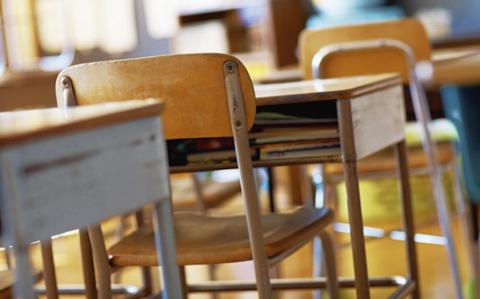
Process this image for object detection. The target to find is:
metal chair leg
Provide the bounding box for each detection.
[342,161,370,299]
[191,173,219,299]
[313,167,336,299]
[319,231,340,299]
[395,141,420,299]
[410,79,464,299]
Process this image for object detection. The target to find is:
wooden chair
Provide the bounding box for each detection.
[300,18,467,299]
[55,53,340,298]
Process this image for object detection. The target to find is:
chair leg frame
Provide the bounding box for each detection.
[395,141,421,299]
[318,231,340,299]
[186,276,411,295]
[224,60,272,299]
[191,173,219,299]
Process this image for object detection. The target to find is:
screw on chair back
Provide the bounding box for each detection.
[56,53,276,298]
[56,53,256,140]
[299,18,431,82]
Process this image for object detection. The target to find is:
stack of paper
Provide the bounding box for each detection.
[251,112,341,160]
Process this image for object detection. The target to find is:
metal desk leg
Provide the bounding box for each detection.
[342,161,371,299]
[338,100,370,299]
[153,199,185,299]
[395,141,420,299]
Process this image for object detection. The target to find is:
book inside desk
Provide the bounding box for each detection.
[168,100,340,172]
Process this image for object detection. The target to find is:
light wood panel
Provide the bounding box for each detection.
[56,53,256,140]
[432,49,480,86]
[3,115,169,245]
[349,85,406,160]
[299,18,431,81]
[0,100,163,147]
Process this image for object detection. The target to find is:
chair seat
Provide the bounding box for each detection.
[324,142,454,176]
[405,119,458,146]
[172,179,241,211]
[108,206,333,267]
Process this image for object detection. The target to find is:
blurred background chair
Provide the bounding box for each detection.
[300,18,469,299]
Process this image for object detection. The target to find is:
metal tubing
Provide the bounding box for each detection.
[187,276,407,293]
[319,231,340,299]
[410,70,463,299]
[338,100,370,299]
[35,284,140,295]
[387,280,416,299]
[395,141,420,299]
[224,60,272,299]
[152,199,185,299]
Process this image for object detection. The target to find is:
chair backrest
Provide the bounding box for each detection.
[299,18,432,82]
[56,53,265,298]
[55,53,257,140]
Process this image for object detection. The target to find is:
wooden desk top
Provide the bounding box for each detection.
[255,73,401,106]
[432,47,480,86]
[432,34,480,50]
[0,99,163,148]
[256,47,480,87]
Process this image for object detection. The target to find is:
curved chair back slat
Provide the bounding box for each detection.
[56,53,256,139]
[299,18,431,82]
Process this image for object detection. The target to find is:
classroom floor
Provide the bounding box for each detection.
[8,188,473,299]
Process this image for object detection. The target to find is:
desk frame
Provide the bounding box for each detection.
[0,106,184,299]
[170,71,419,299]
